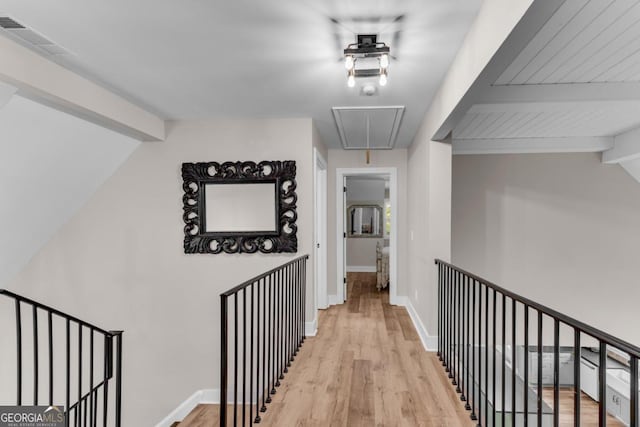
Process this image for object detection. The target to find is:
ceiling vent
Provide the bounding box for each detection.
[0,15,72,56]
[332,106,404,150]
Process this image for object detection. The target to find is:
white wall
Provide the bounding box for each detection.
[452,152,640,346]
[405,0,534,343]
[0,95,139,288]
[6,118,317,425]
[327,149,408,298]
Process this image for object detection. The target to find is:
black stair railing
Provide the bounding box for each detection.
[0,289,123,427]
[436,259,640,427]
[220,255,308,426]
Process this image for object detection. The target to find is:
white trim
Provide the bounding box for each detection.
[395,297,438,352]
[336,167,398,305]
[453,137,613,155]
[327,294,340,306]
[346,265,377,273]
[305,318,318,337]
[154,389,218,427]
[313,148,328,310]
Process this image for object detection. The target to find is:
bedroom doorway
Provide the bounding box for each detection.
[336,167,398,305]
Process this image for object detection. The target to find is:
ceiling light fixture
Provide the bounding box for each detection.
[344,34,390,88]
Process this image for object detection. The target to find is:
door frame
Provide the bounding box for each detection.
[335,167,399,305]
[313,148,328,310]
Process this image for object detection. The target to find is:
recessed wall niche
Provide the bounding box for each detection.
[181,160,297,254]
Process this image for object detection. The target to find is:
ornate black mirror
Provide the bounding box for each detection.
[182,161,297,254]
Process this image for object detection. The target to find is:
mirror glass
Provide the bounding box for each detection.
[348,205,383,237]
[205,183,277,232]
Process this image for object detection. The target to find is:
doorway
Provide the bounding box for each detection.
[336,167,398,306]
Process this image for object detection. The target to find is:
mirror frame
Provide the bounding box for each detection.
[347,204,384,238]
[182,160,297,254]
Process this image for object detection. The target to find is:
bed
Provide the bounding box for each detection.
[376,242,389,290]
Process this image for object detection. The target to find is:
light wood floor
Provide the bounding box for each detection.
[541,388,624,427]
[179,272,474,426]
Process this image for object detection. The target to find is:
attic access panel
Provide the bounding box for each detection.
[332,106,405,150]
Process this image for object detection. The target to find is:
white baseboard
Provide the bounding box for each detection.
[305,317,317,336]
[155,389,218,427]
[328,294,341,306]
[395,296,438,352]
[346,265,377,273]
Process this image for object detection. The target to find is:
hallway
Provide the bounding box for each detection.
[180,273,473,426]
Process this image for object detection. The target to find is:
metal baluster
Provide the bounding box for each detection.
[234,294,238,427]
[49,311,53,406]
[438,263,442,360]
[243,288,247,427]
[220,295,228,426]
[250,283,254,426]
[277,267,283,385]
[270,270,277,396]
[598,343,607,427]
[492,289,497,427]
[630,356,638,427]
[574,330,580,427]
[537,312,543,427]
[524,306,529,427]
[484,285,489,427]
[78,324,83,425]
[262,274,270,411]
[279,265,285,382]
[477,281,482,427]
[255,279,262,424]
[443,265,448,368]
[448,267,453,376]
[103,334,111,427]
[471,278,477,422]
[553,319,560,427]
[512,300,517,426]
[33,306,39,405]
[302,258,307,341]
[457,271,462,393]
[453,270,458,387]
[15,300,22,405]
[463,274,469,406]
[89,330,94,427]
[286,264,292,369]
[502,294,506,426]
[66,319,71,427]
[114,332,123,427]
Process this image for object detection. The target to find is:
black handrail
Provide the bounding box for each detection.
[220,255,308,426]
[436,259,640,427]
[0,289,123,427]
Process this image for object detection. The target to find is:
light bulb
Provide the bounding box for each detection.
[347,73,355,88]
[345,55,354,70]
[379,72,387,86]
[380,53,389,69]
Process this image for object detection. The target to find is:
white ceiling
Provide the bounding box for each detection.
[0,0,481,148]
[448,0,640,165]
[0,94,139,287]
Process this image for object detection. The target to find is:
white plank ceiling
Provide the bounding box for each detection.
[451,0,640,183]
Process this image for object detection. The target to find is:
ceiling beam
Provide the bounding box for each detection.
[483,83,640,104]
[0,34,165,142]
[0,81,17,109]
[431,0,566,141]
[602,126,640,164]
[453,137,614,155]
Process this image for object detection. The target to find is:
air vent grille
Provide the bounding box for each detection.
[0,16,24,29]
[0,15,71,56]
[332,106,405,150]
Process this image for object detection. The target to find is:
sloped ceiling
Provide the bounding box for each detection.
[0,95,139,287]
